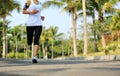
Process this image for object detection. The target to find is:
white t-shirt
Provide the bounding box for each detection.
[27,0,42,26]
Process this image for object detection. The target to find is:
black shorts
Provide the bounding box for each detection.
[26,26,42,45]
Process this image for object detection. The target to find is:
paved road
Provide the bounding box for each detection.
[0,59,120,76]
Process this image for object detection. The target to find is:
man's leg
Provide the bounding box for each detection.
[32,26,42,63]
[33,45,39,57]
[33,26,42,56]
[26,26,34,59]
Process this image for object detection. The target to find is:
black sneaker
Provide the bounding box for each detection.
[32,56,38,63]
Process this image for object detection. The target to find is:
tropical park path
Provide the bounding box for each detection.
[0,58,120,76]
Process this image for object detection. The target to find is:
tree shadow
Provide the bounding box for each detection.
[0,68,70,76]
[88,67,120,71]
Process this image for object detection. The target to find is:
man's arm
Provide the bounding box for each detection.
[22,2,39,14]
[23,9,39,14]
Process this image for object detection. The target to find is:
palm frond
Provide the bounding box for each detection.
[42,1,64,9]
[0,0,20,18]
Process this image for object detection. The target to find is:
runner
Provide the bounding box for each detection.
[23,0,44,63]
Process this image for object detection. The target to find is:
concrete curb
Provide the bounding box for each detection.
[63,55,120,61]
[115,55,120,60]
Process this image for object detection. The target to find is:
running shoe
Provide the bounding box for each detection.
[32,56,38,63]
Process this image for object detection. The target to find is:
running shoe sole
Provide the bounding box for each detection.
[32,59,38,63]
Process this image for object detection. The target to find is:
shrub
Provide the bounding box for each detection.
[7,52,25,59]
[7,52,15,58]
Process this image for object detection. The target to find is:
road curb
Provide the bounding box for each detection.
[64,55,120,61]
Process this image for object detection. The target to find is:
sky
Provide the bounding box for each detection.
[6,0,82,37]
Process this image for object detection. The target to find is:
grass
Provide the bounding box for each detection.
[87,50,120,56]
[77,49,120,57]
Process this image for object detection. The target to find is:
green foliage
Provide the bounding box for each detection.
[0,0,20,58]
[17,53,25,58]
[0,0,20,17]
[88,44,95,53]
[77,40,84,54]
[7,52,25,58]
[39,51,43,58]
[7,52,15,58]
[105,42,117,51]
[43,0,82,13]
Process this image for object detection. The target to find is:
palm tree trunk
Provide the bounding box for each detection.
[26,45,30,59]
[42,42,46,59]
[31,43,34,58]
[24,44,26,59]
[15,36,18,59]
[98,11,106,49]
[101,33,106,49]
[62,45,64,57]
[117,30,120,47]
[71,11,77,57]
[92,9,98,52]
[51,42,54,59]
[93,31,98,52]
[45,46,48,59]
[82,0,88,55]
[2,17,7,58]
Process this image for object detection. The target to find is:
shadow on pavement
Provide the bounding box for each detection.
[0,73,24,76]
[89,67,120,71]
[0,58,118,66]
[0,68,70,76]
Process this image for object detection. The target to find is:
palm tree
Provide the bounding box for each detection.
[85,0,99,52]
[48,26,63,59]
[41,27,49,59]
[109,10,120,45]
[93,0,118,49]
[43,0,82,56]
[8,25,23,59]
[0,0,20,58]
[67,31,74,56]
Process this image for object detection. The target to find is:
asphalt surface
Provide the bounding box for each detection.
[0,58,120,76]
